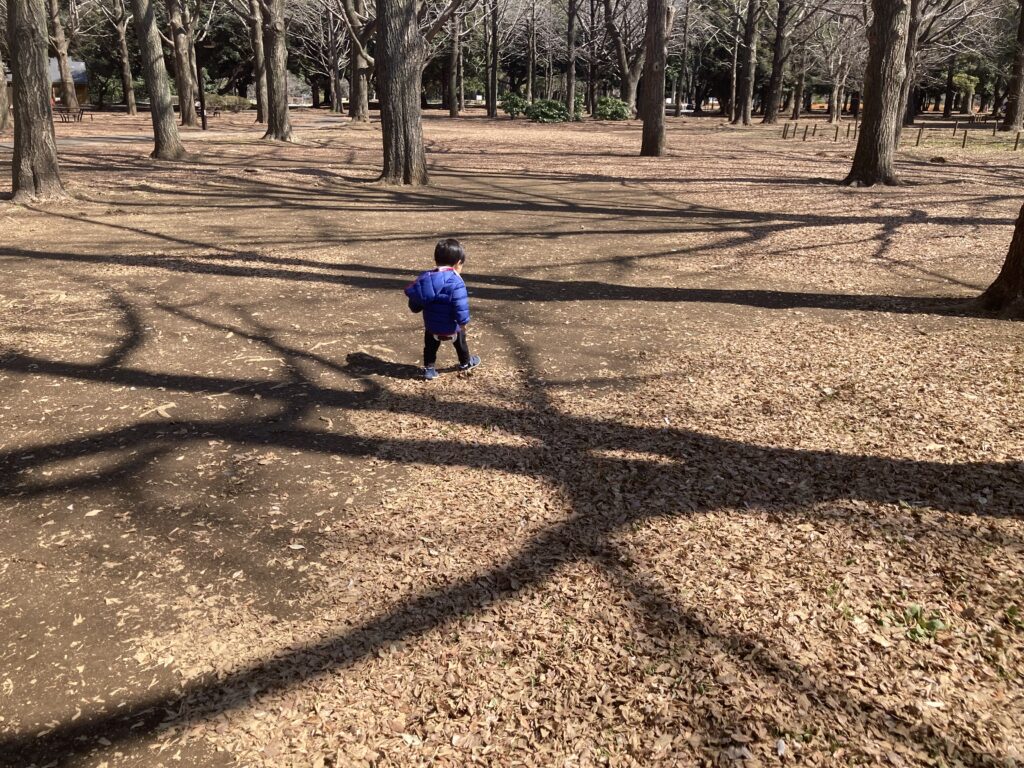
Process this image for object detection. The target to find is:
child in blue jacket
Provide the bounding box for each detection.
[405,238,481,380]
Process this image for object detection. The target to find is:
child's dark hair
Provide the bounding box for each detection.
[434,238,465,267]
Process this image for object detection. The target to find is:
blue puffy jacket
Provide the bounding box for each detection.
[404,267,471,335]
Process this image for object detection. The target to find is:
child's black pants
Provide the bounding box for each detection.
[424,330,470,367]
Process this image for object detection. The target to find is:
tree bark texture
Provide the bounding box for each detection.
[526,2,535,101]
[347,0,371,122]
[728,10,740,121]
[894,0,922,146]
[761,0,790,124]
[449,14,461,116]
[8,0,66,200]
[0,56,10,133]
[377,0,428,184]
[261,0,293,140]
[603,0,643,113]
[843,0,909,187]
[639,0,668,156]
[166,0,198,125]
[732,0,759,125]
[132,0,186,159]
[488,0,498,117]
[942,59,955,118]
[980,202,1024,310]
[791,49,805,120]
[566,0,577,117]
[247,0,268,122]
[113,0,138,115]
[1001,0,1024,132]
[47,0,80,109]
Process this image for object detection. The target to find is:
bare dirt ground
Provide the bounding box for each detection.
[0,110,1022,768]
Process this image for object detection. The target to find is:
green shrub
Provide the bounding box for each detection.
[501,93,529,119]
[204,93,251,112]
[593,96,631,120]
[525,99,570,123]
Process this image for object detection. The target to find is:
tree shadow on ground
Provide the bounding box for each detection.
[0,293,1020,765]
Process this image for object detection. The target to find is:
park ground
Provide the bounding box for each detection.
[0,111,1022,767]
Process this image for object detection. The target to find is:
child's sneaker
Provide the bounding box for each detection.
[458,355,481,372]
[423,366,439,380]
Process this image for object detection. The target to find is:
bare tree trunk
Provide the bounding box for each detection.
[449,14,460,116]
[791,48,805,121]
[0,56,10,132]
[639,0,669,155]
[729,10,740,121]
[348,0,371,122]
[261,0,293,140]
[8,0,66,200]
[132,0,186,158]
[377,0,427,184]
[458,44,465,109]
[732,0,760,125]
[246,0,268,122]
[829,81,841,122]
[47,0,80,109]
[486,0,498,117]
[546,51,553,99]
[894,0,922,146]
[1001,0,1024,132]
[603,0,643,113]
[942,58,955,118]
[526,2,535,101]
[566,0,577,117]
[166,0,198,125]
[762,0,789,124]
[112,0,138,115]
[980,202,1024,310]
[844,0,909,187]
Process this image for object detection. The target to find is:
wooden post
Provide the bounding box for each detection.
[953,120,958,136]
[834,125,840,142]
[1015,132,1021,151]
[812,123,818,136]
[994,122,998,137]
[916,126,923,146]
[803,125,809,141]
[783,124,789,139]
[846,123,852,140]
[962,130,968,149]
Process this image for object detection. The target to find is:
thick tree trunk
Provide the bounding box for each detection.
[980,202,1024,310]
[247,0,268,122]
[762,0,789,124]
[377,0,428,184]
[350,51,370,121]
[942,59,955,118]
[603,0,643,114]
[639,0,668,156]
[526,2,535,101]
[166,0,198,125]
[894,0,921,147]
[489,0,499,117]
[132,0,186,159]
[829,81,842,123]
[1001,0,1024,132]
[47,0,79,110]
[566,0,577,117]
[732,0,759,125]
[791,50,805,121]
[115,2,139,115]
[959,87,974,114]
[8,0,66,200]
[728,10,740,121]
[0,56,10,133]
[261,0,293,140]
[449,15,461,116]
[843,0,909,187]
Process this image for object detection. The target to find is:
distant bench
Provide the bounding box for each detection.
[54,106,86,123]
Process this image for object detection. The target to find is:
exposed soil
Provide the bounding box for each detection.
[1,110,1022,767]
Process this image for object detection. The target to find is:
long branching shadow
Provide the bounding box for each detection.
[0,292,1020,764]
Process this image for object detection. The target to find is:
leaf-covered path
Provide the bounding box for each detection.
[1,112,1022,767]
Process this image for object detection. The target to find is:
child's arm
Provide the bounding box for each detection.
[451,279,471,327]
[404,281,424,313]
